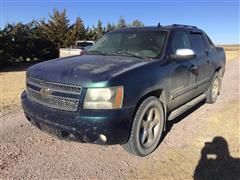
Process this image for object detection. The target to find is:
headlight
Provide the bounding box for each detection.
[83,86,124,109]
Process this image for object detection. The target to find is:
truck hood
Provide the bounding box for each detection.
[27,55,147,86]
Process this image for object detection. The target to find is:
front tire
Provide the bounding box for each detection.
[123,96,164,157]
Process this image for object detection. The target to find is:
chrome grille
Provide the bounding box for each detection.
[27,77,81,111]
[27,77,82,95]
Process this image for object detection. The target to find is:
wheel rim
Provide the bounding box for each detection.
[139,107,161,148]
[212,78,219,99]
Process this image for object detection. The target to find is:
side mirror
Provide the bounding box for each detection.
[170,49,196,60]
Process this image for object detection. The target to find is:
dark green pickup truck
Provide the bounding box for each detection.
[21,24,225,156]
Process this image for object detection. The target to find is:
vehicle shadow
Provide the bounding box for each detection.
[194,136,240,180]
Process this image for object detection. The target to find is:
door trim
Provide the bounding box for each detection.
[171,83,197,99]
[196,77,211,87]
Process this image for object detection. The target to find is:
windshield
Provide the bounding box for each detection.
[87,30,168,59]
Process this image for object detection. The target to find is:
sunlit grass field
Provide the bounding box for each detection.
[1,45,239,114]
[221,45,240,61]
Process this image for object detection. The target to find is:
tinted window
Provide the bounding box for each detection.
[190,34,205,55]
[171,31,192,53]
[205,34,215,49]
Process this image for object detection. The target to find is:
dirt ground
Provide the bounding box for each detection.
[1,58,239,179]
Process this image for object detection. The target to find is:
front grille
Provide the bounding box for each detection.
[27,77,81,111]
[27,77,82,94]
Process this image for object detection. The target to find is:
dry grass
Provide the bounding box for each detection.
[221,44,240,51]
[1,71,26,114]
[220,44,240,61]
[225,51,240,61]
[0,45,239,114]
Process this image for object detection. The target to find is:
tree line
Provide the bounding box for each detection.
[0,9,144,66]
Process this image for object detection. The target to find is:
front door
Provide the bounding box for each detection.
[168,31,198,110]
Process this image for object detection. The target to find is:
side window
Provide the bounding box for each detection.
[205,34,215,49]
[171,31,192,53]
[190,33,206,56]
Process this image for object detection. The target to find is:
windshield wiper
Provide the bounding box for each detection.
[124,51,145,60]
[86,50,106,56]
[113,50,145,60]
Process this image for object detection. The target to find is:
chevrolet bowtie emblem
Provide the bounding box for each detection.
[40,88,52,97]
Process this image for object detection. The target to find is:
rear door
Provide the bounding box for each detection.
[189,33,213,95]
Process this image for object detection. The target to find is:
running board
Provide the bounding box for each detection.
[168,93,207,121]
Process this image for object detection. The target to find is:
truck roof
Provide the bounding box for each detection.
[113,24,203,33]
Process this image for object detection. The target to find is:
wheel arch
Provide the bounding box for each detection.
[215,66,224,78]
[133,88,168,130]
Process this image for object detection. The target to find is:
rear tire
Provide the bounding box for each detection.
[123,96,164,157]
[206,73,220,104]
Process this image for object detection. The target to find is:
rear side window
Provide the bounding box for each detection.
[171,31,192,53]
[190,34,205,55]
[205,34,215,49]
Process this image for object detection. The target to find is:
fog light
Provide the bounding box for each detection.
[99,134,107,142]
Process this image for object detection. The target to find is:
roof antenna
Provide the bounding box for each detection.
[157,23,161,27]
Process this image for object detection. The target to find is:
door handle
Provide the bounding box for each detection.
[190,64,198,70]
[190,64,198,75]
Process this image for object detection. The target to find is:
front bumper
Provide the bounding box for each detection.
[21,91,134,145]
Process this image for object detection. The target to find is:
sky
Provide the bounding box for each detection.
[0,0,239,44]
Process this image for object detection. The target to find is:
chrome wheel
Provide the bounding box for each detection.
[139,107,161,148]
[212,78,219,99]
[123,96,164,156]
